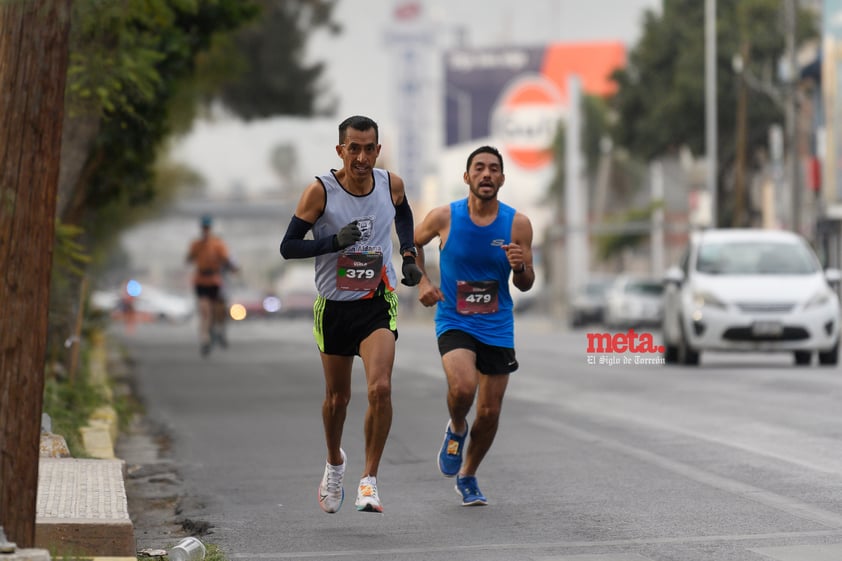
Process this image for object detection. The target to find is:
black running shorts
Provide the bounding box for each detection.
[314,290,399,356]
[195,285,221,300]
[437,329,518,375]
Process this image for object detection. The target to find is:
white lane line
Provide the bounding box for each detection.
[749,543,842,561]
[486,368,842,478]
[228,530,842,559]
[531,416,842,530]
[535,554,654,561]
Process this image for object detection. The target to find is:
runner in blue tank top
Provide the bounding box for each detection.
[413,145,535,506]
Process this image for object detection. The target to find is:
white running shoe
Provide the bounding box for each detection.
[318,449,346,513]
[355,475,383,513]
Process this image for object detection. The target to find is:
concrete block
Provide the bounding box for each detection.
[80,424,115,460]
[0,549,50,561]
[90,406,119,443]
[36,458,135,558]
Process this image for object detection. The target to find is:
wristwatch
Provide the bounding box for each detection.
[402,246,417,258]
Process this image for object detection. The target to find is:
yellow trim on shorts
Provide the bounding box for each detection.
[384,289,399,331]
[313,295,326,352]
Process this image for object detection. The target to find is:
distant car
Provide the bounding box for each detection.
[277,289,315,319]
[275,264,317,319]
[568,277,613,327]
[603,275,664,329]
[132,285,194,323]
[662,228,841,366]
[226,286,281,321]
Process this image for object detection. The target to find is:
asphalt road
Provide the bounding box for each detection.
[115,312,842,561]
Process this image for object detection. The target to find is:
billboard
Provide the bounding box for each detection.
[444,42,626,173]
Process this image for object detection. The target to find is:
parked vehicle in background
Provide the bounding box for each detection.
[603,275,664,329]
[275,264,317,319]
[662,228,841,366]
[227,285,281,321]
[132,284,194,323]
[569,276,613,327]
[92,282,193,324]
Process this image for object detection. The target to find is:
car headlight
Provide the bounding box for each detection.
[804,288,833,310]
[229,303,247,321]
[692,290,726,310]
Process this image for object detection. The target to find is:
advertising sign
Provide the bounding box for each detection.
[444,42,626,173]
[824,0,842,208]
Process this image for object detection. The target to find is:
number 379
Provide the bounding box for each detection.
[347,268,376,280]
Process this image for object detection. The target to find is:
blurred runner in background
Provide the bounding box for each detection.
[186,214,239,357]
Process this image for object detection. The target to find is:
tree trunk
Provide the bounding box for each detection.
[0,0,72,547]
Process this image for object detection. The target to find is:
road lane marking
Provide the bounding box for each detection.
[531,416,842,529]
[501,380,842,476]
[535,554,654,560]
[228,530,842,559]
[749,543,842,560]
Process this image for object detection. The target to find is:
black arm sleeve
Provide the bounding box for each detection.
[394,195,415,254]
[280,215,337,259]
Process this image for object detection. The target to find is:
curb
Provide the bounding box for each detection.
[35,332,138,560]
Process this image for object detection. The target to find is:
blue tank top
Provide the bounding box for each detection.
[435,198,516,347]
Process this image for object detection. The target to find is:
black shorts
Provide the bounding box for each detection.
[314,291,399,356]
[195,285,221,300]
[437,329,518,374]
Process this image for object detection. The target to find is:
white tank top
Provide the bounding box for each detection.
[312,168,397,301]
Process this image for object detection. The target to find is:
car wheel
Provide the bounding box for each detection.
[678,318,700,366]
[663,343,678,364]
[818,341,839,366]
[793,350,812,366]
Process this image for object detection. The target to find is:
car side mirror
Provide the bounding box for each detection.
[663,266,685,286]
[825,267,842,286]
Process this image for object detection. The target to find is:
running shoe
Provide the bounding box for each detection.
[213,328,228,349]
[455,474,487,506]
[437,421,468,477]
[318,448,346,513]
[355,475,383,513]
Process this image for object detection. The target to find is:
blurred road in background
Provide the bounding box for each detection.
[116,313,842,561]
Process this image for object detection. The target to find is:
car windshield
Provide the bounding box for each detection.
[585,280,611,296]
[625,280,663,295]
[695,241,819,275]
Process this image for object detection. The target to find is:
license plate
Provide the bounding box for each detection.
[752,321,783,337]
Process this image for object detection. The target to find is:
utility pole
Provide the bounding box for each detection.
[786,0,801,234]
[705,0,718,227]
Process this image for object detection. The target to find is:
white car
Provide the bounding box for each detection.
[603,275,664,329]
[131,284,194,323]
[662,228,841,366]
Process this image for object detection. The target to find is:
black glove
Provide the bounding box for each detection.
[333,221,362,250]
[401,255,423,286]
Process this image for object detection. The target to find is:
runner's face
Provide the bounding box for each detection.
[337,128,380,180]
[464,152,504,201]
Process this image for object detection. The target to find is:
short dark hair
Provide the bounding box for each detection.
[466,145,504,173]
[338,115,379,144]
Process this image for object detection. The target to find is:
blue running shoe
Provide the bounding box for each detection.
[455,475,487,506]
[437,421,467,477]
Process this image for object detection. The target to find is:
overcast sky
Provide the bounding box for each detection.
[308,0,660,119]
[173,0,661,196]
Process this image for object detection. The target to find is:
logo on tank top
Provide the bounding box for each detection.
[357,216,374,243]
[490,239,505,247]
